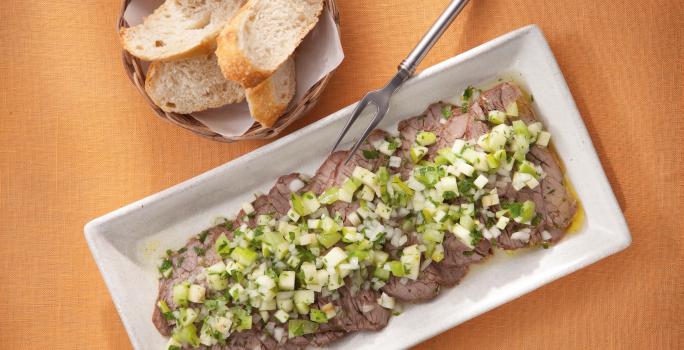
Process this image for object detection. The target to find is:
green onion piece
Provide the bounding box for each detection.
[157,300,171,314]
[505,101,519,117]
[234,308,252,331]
[158,259,173,278]
[512,120,529,138]
[172,324,200,348]
[231,247,258,266]
[373,267,390,281]
[416,131,437,146]
[520,200,536,223]
[410,145,428,163]
[172,281,190,307]
[214,233,231,258]
[376,166,390,184]
[518,160,538,178]
[487,110,507,124]
[436,148,458,164]
[388,261,406,277]
[318,187,339,204]
[178,307,198,326]
[288,319,319,338]
[391,176,415,197]
[441,105,453,119]
[317,232,341,249]
[414,165,442,188]
[290,191,320,216]
[309,308,328,323]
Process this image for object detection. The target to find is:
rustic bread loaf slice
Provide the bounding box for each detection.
[245,57,296,127]
[216,0,323,88]
[145,53,245,114]
[120,0,245,61]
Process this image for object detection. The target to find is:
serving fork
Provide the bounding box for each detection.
[331,0,471,163]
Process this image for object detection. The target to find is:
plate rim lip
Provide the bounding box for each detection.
[84,23,632,350]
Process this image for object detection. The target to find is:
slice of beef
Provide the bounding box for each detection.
[153,224,231,336]
[396,103,489,178]
[302,151,347,195]
[334,129,390,183]
[320,284,391,332]
[153,174,303,336]
[475,83,577,249]
[327,130,390,222]
[382,233,490,303]
[382,265,441,302]
[284,330,347,349]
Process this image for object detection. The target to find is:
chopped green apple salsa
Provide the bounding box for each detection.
[159,95,561,349]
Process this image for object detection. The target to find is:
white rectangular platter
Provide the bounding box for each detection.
[85,25,631,350]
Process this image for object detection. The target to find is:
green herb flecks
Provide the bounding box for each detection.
[198,230,209,244]
[441,105,453,119]
[461,85,475,112]
[193,246,206,256]
[363,150,380,159]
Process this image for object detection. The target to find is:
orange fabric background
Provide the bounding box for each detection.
[1,0,683,349]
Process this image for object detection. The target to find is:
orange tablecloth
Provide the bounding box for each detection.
[1,0,682,349]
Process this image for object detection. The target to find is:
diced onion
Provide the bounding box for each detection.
[288,179,305,192]
[510,231,530,242]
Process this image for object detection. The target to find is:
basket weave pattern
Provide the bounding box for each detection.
[117,0,340,142]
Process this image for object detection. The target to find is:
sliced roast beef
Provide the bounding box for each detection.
[382,265,441,302]
[474,83,577,249]
[320,284,391,332]
[153,174,303,336]
[302,151,346,195]
[154,83,578,348]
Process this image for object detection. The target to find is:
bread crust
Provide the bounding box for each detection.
[245,58,296,127]
[215,0,323,88]
[120,26,217,62]
[246,80,283,127]
[215,7,272,88]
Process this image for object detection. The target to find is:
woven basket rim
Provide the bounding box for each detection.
[118,0,340,143]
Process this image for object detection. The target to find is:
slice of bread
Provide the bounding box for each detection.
[145,53,245,114]
[216,0,323,88]
[121,0,245,61]
[246,57,296,127]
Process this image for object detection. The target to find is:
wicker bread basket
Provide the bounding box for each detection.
[117,0,340,142]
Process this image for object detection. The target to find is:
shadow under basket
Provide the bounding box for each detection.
[117,0,340,142]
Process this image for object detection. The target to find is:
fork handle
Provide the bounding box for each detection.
[398,0,471,75]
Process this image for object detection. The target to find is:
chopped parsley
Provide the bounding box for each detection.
[463,250,474,256]
[193,246,206,256]
[386,137,401,151]
[440,104,453,119]
[461,85,475,112]
[531,215,542,226]
[158,259,173,276]
[542,242,550,249]
[297,246,316,262]
[458,178,475,195]
[470,229,484,246]
[443,190,457,201]
[177,247,187,254]
[198,230,209,244]
[530,94,534,102]
[224,221,234,231]
[362,150,380,159]
[502,201,522,217]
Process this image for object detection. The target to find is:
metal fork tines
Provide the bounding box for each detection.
[329,0,471,165]
[331,70,409,163]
